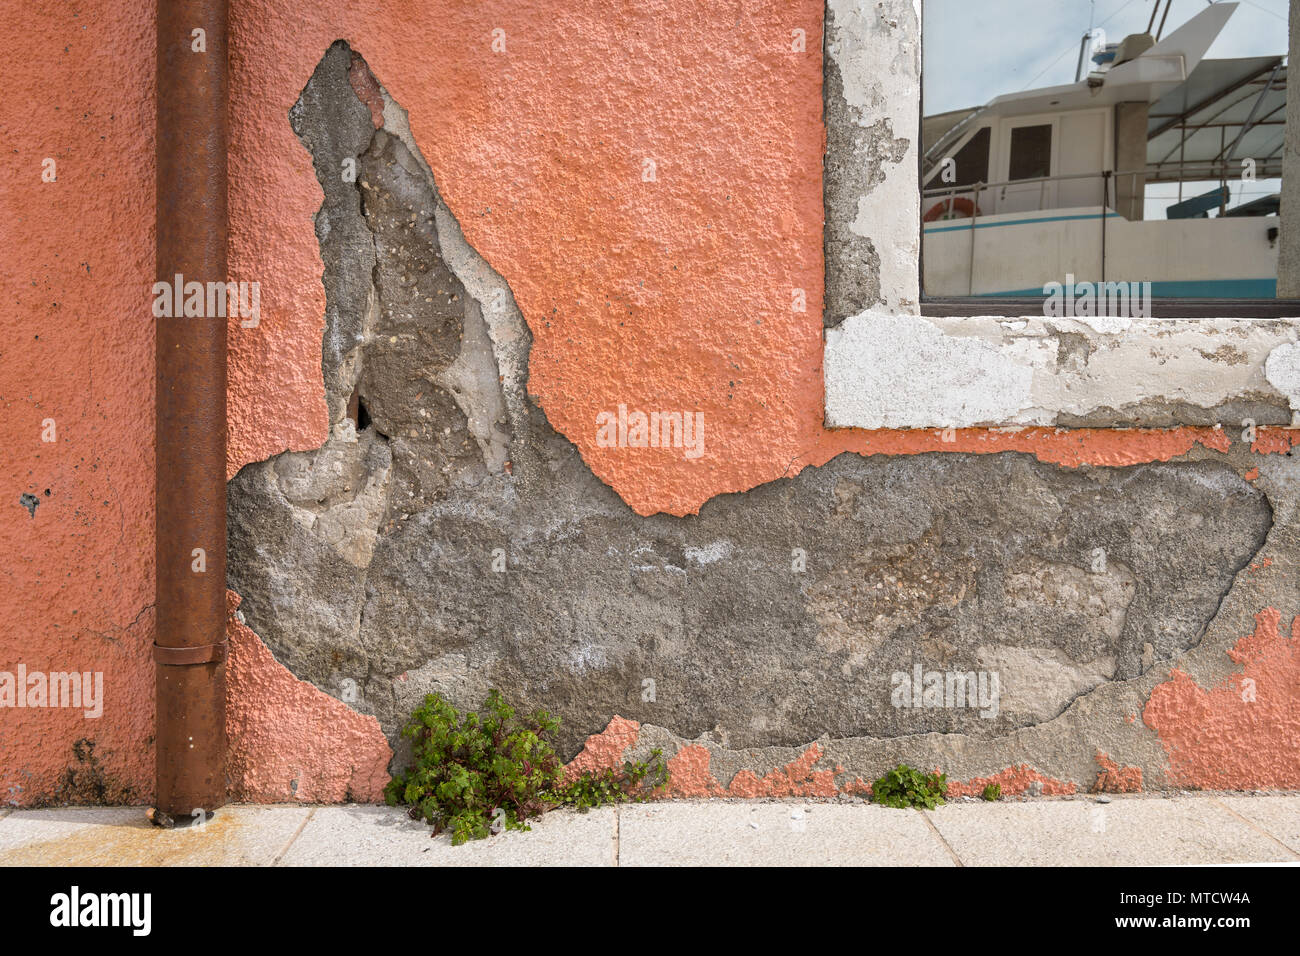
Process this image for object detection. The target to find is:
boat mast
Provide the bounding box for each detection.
[1075,0,1098,81]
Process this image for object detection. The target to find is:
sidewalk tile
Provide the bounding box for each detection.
[926,797,1293,866]
[278,805,616,866]
[0,805,310,866]
[1213,796,1300,857]
[617,800,954,866]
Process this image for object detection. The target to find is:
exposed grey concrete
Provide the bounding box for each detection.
[623,447,1300,793]
[288,43,378,426]
[234,430,1270,758]
[823,0,920,324]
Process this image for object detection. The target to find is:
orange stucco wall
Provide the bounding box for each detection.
[1,3,158,804]
[222,0,1246,515]
[2,1,1296,806]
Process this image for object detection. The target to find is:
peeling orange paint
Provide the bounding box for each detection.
[1091,750,1143,793]
[562,715,640,782]
[1252,428,1300,455]
[947,765,1077,798]
[664,744,727,797]
[224,0,829,499]
[664,743,839,798]
[562,719,842,799]
[725,744,839,797]
[219,0,1247,515]
[224,592,392,803]
[1145,607,1300,790]
[664,755,1081,801]
[842,777,872,796]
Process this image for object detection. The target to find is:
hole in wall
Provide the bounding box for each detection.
[345,383,374,433]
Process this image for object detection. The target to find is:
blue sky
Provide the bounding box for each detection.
[923,0,1290,115]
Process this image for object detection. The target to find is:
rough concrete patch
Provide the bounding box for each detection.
[288,41,378,426]
[976,645,1116,725]
[825,312,1033,426]
[372,76,536,481]
[235,278,1273,764]
[826,311,1300,429]
[1265,342,1300,424]
[823,0,920,324]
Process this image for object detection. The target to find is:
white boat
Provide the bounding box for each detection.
[922,1,1286,299]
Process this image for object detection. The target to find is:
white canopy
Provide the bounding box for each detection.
[1146,56,1287,183]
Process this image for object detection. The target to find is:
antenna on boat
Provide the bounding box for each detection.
[1075,1,1099,82]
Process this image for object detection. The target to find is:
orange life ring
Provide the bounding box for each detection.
[924,197,980,222]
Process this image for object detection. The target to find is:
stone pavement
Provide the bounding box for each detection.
[1,795,1298,867]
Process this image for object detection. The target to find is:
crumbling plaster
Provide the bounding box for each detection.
[227,37,1300,798]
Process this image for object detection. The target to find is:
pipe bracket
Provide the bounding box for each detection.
[154,641,228,665]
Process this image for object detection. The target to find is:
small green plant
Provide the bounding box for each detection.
[385,690,668,844]
[981,782,1002,802]
[554,752,669,811]
[869,764,948,809]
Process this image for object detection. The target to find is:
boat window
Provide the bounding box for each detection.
[1008,125,1052,181]
[920,0,1295,314]
[924,127,990,189]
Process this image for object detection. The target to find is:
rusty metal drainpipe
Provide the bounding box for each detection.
[155,0,229,818]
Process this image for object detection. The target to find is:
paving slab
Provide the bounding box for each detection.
[278,804,616,866]
[617,800,955,866]
[3,796,1297,866]
[926,797,1295,866]
[0,805,311,866]
[1212,796,1300,858]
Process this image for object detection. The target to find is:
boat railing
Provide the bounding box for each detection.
[923,162,1283,294]
[922,162,1272,221]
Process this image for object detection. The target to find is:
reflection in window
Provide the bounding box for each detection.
[925,127,991,189]
[922,0,1289,301]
